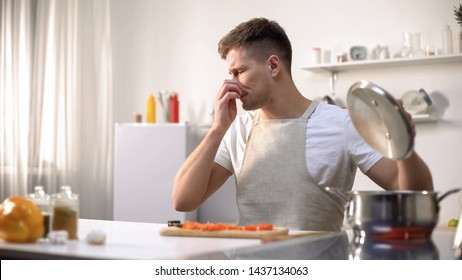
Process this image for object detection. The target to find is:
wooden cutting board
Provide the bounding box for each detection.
[159,226,289,239]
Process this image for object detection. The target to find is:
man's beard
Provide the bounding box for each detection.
[241,85,271,111]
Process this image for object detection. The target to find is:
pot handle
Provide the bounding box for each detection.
[437,188,461,204]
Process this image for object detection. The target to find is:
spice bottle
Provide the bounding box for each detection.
[51,186,79,240]
[146,94,156,123]
[170,92,179,123]
[27,186,51,239]
[133,113,142,123]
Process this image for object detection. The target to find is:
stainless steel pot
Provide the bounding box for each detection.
[346,188,460,240]
[349,238,439,260]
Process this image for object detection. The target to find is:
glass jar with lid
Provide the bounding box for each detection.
[51,186,79,240]
[402,88,433,115]
[27,186,51,239]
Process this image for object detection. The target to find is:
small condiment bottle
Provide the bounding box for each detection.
[170,92,179,123]
[146,94,156,123]
[133,112,142,123]
[51,186,79,240]
[27,186,51,239]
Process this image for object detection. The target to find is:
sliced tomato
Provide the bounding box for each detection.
[181,221,202,230]
[180,221,274,232]
[258,222,273,231]
[209,223,223,231]
[244,224,257,231]
[225,224,239,230]
[201,222,213,231]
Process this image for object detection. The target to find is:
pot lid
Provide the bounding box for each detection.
[347,80,414,160]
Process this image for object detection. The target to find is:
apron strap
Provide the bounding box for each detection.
[253,99,320,124]
[301,100,319,120]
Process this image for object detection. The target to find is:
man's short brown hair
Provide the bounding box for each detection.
[218,18,292,72]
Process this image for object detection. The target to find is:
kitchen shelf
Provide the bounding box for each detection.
[300,53,462,74]
[301,54,459,125]
[411,114,438,123]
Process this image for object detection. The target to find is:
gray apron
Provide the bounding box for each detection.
[236,100,344,231]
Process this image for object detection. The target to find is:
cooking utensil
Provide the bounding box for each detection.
[346,188,461,240]
[347,80,413,160]
[349,238,439,260]
[322,95,336,105]
[167,220,182,227]
[318,72,338,105]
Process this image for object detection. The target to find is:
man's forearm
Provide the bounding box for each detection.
[171,127,227,211]
[397,151,433,191]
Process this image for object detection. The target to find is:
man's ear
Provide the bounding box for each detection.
[267,55,281,77]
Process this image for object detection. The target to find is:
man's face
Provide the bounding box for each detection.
[226,46,272,111]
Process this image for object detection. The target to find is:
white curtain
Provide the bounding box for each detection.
[0,0,113,219]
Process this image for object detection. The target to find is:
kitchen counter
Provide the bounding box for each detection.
[190,227,460,260]
[0,219,459,260]
[0,219,260,259]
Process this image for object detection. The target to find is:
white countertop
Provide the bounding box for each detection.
[3,219,456,260]
[0,219,262,259]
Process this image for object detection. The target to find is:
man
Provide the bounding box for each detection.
[172,18,433,231]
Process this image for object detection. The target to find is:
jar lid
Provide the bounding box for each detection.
[27,186,50,201]
[52,185,79,201]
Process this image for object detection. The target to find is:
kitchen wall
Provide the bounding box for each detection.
[111,0,462,226]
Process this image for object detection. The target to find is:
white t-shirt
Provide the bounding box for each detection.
[214,101,382,196]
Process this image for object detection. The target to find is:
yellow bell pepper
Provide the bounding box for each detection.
[0,196,44,243]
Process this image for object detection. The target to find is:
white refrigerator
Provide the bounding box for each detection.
[113,123,196,223]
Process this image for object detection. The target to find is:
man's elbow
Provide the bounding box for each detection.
[171,195,198,212]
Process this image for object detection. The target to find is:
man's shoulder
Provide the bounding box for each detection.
[223,111,255,142]
[311,101,349,123]
[231,111,255,129]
